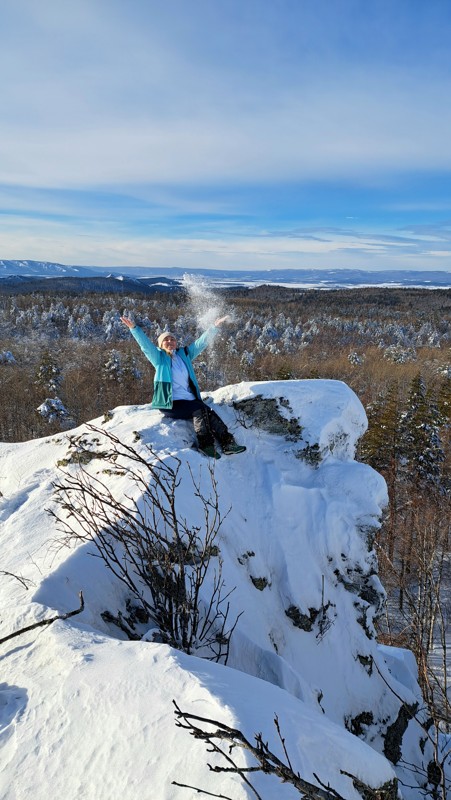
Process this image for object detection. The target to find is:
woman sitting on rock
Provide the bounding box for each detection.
[121,315,246,459]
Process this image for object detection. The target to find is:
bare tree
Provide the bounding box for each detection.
[172,701,398,800]
[50,426,240,662]
[372,659,451,800]
[377,500,451,728]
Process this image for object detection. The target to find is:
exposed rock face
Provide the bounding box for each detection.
[207,381,438,795]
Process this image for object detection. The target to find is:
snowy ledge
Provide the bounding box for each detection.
[209,378,368,461]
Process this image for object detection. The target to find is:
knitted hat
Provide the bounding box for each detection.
[157,331,176,348]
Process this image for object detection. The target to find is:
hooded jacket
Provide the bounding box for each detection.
[130,325,218,409]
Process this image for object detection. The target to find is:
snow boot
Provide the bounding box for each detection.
[200,444,221,459]
[222,442,246,455]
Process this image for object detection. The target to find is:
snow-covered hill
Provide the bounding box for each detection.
[1,259,451,287]
[0,381,445,799]
[0,259,99,278]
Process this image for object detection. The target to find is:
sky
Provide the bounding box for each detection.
[1,0,451,271]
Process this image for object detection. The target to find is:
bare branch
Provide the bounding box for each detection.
[0,591,84,646]
[0,570,33,590]
[171,781,235,799]
[172,700,393,800]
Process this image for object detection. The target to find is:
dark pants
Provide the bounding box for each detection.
[162,399,233,449]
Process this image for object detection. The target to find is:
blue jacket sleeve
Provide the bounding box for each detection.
[130,326,160,367]
[187,326,219,360]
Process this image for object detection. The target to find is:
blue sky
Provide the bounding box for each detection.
[1,0,451,271]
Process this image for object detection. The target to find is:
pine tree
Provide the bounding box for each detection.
[399,374,444,490]
[36,397,72,426]
[360,382,403,559]
[436,377,451,495]
[35,351,62,396]
[437,376,451,426]
[103,350,124,383]
[122,354,142,387]
[360,382,401,474]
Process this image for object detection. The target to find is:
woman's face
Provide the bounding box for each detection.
[160,335,177,355]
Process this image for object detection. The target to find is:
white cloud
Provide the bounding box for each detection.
[1,3,451,189]
[0,215,448,271]
[1,77,451,190]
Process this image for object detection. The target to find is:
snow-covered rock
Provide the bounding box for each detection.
[0,380,440,799]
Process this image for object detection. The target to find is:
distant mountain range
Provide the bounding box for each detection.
[0,260,99,278]
[0,261,180,295]
[0,259,450,289]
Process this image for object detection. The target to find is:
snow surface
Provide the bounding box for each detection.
[0,380,443,799]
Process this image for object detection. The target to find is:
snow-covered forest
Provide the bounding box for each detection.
[0,285,450,442]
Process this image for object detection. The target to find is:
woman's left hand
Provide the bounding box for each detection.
[214,315,231,327]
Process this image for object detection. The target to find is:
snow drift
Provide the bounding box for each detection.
[0,380,440,799]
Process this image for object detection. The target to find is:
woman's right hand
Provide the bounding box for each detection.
[120,316,136,329]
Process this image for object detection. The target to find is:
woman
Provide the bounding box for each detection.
[121,315,246,458]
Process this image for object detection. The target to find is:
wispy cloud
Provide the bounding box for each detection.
[2,72,451,189]
[1,215,450,270]
[1,1,451,270]
[2,2,451,189]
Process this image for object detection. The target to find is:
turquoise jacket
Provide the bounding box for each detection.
[130,325,219,409]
